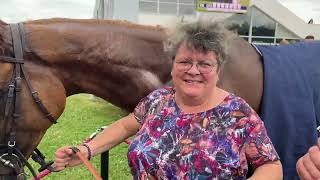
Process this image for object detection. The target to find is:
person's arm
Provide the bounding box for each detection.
[53,113,140,171]
[248,160,282,180]
[297,138,320,180]
[86,113,140,156]
[241,99,282,180]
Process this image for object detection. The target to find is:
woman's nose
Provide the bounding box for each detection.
[186,63,200,74]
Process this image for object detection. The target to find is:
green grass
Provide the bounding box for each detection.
[26,94,131,179]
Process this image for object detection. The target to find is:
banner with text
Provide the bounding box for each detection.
[197,0,250,13]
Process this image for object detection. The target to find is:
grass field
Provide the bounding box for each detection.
[27,94,131,179]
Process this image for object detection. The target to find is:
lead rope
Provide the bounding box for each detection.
[70,147,102,180]
[31,147,103,180]
[32,127,132,180]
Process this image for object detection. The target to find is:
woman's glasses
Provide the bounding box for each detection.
[175,60,217,74]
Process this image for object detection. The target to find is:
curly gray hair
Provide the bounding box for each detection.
[165,20,232,67]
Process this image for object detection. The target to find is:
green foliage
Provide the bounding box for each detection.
[26,94,131,180]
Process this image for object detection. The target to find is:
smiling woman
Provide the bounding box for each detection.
[52,20,283,180]
[0,0,95,23]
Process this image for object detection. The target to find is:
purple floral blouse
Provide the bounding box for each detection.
[128,87,279,180]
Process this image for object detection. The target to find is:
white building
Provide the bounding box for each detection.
[95,0,320,43]
[135,0,320,44]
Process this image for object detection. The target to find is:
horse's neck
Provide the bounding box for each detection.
[218,37,263,112]
[25,20,172,111]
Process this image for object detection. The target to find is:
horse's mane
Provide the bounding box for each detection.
[26,18,166,32]
[0,19,7,26]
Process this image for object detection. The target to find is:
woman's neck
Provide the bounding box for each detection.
[174,88,228,113]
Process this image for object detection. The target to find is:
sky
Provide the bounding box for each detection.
[0,0,319,24]
[0,0,96,23]
[278,0,320,23]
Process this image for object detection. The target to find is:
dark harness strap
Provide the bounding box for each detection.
[0,56,24,64]
[21,66,56,123]
[9,23,23,146]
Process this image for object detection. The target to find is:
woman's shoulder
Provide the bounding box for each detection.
[224,93,253,115]
[223,93,245,104]
[146,86,174,100]
[134,87,174,124]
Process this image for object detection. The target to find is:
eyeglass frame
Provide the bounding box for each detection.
[174,59,218,74]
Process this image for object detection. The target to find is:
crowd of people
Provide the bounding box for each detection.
[280,35,316,45]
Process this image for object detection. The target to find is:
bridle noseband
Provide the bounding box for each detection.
[0,23,56,179]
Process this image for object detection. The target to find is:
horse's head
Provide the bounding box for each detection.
[0,18,174,177]
[0,19,15,131]
[0,19,67,178]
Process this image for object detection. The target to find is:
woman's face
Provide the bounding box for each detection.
[171,42,220,99]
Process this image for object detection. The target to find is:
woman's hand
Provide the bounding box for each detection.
[52,113,140,171]
[297,138,320,180]
[53,145,89,171]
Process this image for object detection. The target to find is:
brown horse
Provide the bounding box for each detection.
[1,18,317,179]
[0,18,174,179]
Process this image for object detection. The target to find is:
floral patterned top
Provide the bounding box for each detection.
[128,87,279,180]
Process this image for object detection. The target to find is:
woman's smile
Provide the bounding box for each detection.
[183,79,204,84]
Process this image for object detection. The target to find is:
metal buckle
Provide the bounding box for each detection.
[0,153,19,169]
[8,140,16,147]
[32,91,38,96]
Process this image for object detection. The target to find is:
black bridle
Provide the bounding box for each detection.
[0,23,56,179]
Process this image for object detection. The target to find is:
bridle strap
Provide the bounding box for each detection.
[21,65,56,123]
[18,23,56,123]
[10,24,23,60]
[6,23,25,148]
[17,23,28,53]
[0,56,24,63]
[9,23,23,146]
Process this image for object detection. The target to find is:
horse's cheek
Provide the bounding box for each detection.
[20,74,66,131]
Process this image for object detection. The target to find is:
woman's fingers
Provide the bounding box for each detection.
[53,146,75,171]
[303,149,320,179]
[297,155,313,180]
[53,145,92,172]
[297,146,320,180]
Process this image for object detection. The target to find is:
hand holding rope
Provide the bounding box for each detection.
[32,146,102,180]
